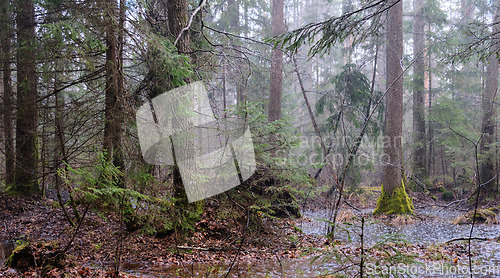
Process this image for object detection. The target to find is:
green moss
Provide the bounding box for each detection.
[373,180,414,215]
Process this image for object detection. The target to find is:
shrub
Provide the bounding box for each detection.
[441,190,454,201]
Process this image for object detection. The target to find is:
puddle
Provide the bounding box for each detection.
[300,208,500,245]
[116,258,339,277]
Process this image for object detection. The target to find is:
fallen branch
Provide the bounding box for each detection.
[446,237,490,244]
[344,199,362,212]
[437,199,466,212]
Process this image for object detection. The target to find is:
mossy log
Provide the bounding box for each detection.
[373,180,414,215]
[6,241,66,273]
[5,242,35,272]
[454,209,498,224]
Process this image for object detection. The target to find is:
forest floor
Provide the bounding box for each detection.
[1,187,499,277]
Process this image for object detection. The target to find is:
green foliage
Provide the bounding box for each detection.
[58,152,204,236]
[423,0,447,28]
[430,95,481,181]
[266,0,387,56]
[142,34,194,99]
[314,64,383,188]
[316,63,374,122]
[59,152,124,205]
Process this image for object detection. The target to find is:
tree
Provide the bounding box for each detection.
[374,0,413,215]
[479,4,499,197]
[167,0,193,203]
[412,0,427,182]
[1,0,14,186]
[103,0,125,183]
[14,0,39,194]
[227,0,245,104]
[268,0,284,122]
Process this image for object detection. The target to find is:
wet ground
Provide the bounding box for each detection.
[100,208,500,277]
[300,208,500,245]
[2,207,500,277]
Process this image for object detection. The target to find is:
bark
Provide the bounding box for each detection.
[382,0,404,193]
[374,0,413,214]
[479,5,499,196]
[268,0,284,122]
[167,0,190,202]
[1,0,14,186]
[168,0,190,53]
[14,0,39,193]
[412,0,428,181]
[103,0,125,181]
[114,0,126,175]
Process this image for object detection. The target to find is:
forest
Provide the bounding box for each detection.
[0,0,499,277]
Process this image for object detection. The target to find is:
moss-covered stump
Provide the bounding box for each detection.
[5,242,35,272]
[454,209,499,225]
[373,181,414,215]
[6,241,66,274]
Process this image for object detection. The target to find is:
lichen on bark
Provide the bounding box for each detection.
[373,180,414,215]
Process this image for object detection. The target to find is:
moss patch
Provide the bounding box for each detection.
[373,180,414,215]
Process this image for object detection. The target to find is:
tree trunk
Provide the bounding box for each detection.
[374,0,413,215]
[228,0,245,104]
[168,0,190,53]
[412,0,427,182]
[14,0,39,194]
[479,5,499,196]
[113,0,126,177]
[103,0,125,181]
[268,0,284,122]
[426,20,434,178]
[167,0,190,202]
[1,0,14,186]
